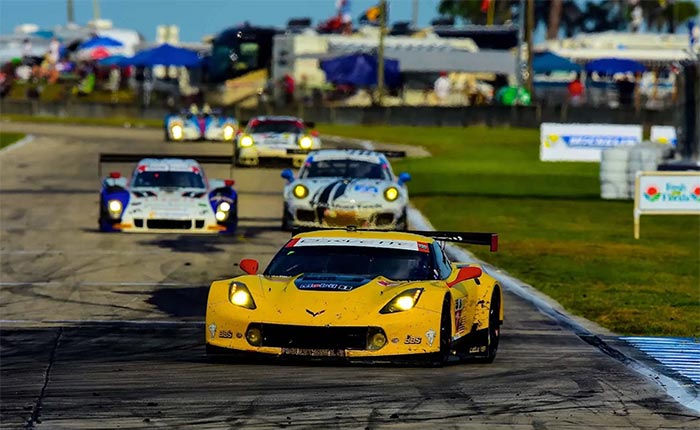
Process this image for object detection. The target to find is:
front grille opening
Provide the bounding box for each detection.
[375,213,395,226]
[146,219,192,230]
[195,220,205,228]
[134,219,144,228]
[296,209,315,222]
[251,323,374,350]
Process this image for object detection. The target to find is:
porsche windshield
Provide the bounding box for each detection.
[264,245,436,281]
[132,171,206,189]
[249,121,302,134]
[301,160,390,180]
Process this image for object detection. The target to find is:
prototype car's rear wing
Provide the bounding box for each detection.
[290,227,498,252]
[98,153,235,177]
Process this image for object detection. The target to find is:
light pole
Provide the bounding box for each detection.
[67,0,74,24]
[525,0,534,93]
[377,0,387,106]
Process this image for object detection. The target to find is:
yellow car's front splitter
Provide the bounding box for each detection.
[205,305,443,361]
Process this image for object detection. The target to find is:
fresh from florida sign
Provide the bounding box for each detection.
[638,176,700,211]
[634,171,700,238]
[540,123,642,162]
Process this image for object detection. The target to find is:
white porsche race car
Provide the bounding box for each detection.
[236,115,321,167]
[98,154,238,234]
[280,149,411,231]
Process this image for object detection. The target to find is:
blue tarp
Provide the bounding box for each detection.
[129,43,201,67]
[533,52,581,73]
[97,55,131,66]
[320,53,401,87]
[79,36,123,49]
[585,58,646,75]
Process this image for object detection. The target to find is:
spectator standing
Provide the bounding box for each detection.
[336,0,353,34]
[433,71,450,105]
[616,75,635,107]
[567,73,584,106]
[21,38,32,59]
[282,73,295,105]
[48,37,61,64]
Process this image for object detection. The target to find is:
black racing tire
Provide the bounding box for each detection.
[475,289,501,364]
[281,202,293,231]
[432,297,452,366]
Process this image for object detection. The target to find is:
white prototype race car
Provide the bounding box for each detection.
[236,115,321,167]
[98,154,238,234]
[164,105,238,142]
[280,149,411,231]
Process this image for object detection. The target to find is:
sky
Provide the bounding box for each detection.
[0,0,445,42]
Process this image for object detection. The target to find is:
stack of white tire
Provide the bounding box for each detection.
[600,147,631,199]
[600,143,664,200]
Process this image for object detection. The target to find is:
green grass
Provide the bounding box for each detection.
[0,114,161,129]
[319,124,700,337]
[0,132,26,150]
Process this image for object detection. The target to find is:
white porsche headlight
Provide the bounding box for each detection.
[240,135,254,147]
[171,124,183,140]
[107,199,122,219]
[292,184,309,199]
[223,125,235,140]
[215,201,232,221]
[384,186,399,202]
[298,136,313,149]
[218,201,231,212]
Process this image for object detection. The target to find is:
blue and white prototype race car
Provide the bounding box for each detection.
[99,154,238,234]
[280,149,411,231]
[164,105,238,142]
[236,115,321,167]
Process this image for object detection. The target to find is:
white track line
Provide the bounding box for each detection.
[0,282,207,287]
[0,319,203,325]
[0,134,34,155]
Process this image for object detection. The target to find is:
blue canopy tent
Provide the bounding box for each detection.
[97,55,131,66]
[128,43,201,67]
[79,36,124,49]
[532,52,581,74]
[320,53,401,87]
[585,58,646,75]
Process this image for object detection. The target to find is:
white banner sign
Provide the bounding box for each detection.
[633,171,700,238]
[650,126,677,147]
[540,123,642,162]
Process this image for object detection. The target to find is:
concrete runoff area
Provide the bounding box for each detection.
[1,125,699,429]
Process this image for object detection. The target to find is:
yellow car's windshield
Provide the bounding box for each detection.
[264,245,436,281]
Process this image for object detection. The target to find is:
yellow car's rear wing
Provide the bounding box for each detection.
[291,226,498,252]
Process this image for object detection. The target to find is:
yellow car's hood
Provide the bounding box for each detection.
[246,273,438,326]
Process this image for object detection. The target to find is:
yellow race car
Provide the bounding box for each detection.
[205,227,503,365]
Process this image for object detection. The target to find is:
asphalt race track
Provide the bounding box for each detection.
[1,123,698,429]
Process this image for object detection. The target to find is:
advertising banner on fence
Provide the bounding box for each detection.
[650,125,677,147]
[633,171,700,238]
[540,123,642,162]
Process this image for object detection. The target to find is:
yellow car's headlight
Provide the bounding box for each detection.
[384,186,399,201]
[379,289,423,314]
[216,201,231,221]
[223,125,235,140]
[107,199,122,219]
[240,135,254,147]
[292,184,309,199]
[170,124,183,140]
[229,282,256,309]
[298,136,313,149]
